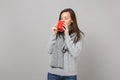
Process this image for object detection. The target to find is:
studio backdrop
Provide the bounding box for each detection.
[0,0,120,80]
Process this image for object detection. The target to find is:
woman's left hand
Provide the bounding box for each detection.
[63,23,69,36]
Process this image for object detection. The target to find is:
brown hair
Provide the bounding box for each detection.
[57,8,84,43]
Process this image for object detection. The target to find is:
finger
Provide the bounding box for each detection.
[52,27,57,31]
[62,27,66,31]
[63,23,68,29]
[52,24,57,29]
[53,28,57,31]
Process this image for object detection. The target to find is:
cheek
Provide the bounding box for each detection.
[65,21,72,26]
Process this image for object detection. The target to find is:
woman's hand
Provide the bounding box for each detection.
[63,23,69,36]
[52,24,57,35]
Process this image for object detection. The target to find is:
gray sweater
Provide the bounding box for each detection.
[48,33,83,76]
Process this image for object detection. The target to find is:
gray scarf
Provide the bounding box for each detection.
[50,33,76,69]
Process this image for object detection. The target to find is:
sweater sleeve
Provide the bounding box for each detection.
[47,34,57,54]
[65,35,83,58]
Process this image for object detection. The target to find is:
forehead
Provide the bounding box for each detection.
[61,12,71,17]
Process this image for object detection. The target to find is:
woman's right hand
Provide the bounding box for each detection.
[52,24,58,34]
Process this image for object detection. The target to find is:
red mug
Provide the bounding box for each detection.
[57,20,64,32]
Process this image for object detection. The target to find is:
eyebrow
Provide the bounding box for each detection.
[61,16,69,19]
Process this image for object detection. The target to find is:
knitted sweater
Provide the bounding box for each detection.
[47,33,83,76]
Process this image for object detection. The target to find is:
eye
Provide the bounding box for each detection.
[61,17,68,20]
[64,17,68,20]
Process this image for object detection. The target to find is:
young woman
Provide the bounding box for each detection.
[47,8,84,80]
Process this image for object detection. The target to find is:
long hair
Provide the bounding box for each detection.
[56,8,84,43]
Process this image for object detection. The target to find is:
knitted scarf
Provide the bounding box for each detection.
[50,32,76,69]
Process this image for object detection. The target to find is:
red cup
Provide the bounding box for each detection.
[57,20,64,32]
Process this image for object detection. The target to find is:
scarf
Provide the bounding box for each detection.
[50,32,76,69]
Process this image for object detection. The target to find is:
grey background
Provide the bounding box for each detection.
[0,0,120,80]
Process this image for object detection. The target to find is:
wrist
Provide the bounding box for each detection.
[65,31,69,36]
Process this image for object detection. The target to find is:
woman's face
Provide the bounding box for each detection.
[60,12,73,26]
